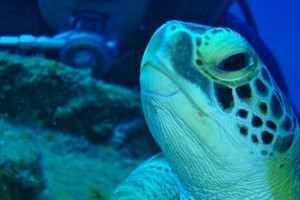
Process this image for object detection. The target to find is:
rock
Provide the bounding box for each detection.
[0,121,44,200]
[0,52,160,199]
[0,52,144,144]
[0,53,159,200]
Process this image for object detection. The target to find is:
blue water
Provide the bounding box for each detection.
[231,0,300,114]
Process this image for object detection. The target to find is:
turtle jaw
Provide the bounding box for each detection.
[140,22,182,98]
[140,62,179,97]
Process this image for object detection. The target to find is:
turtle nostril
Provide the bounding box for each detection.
[169,24,177,31]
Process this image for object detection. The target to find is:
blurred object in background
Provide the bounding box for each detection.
[38,0,151,77]
[0,0,152,77]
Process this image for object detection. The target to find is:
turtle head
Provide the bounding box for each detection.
[140,21,299,197]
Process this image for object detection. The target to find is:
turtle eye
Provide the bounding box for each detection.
[218,53,254,72]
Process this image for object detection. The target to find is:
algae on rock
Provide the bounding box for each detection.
[0,121,44,200]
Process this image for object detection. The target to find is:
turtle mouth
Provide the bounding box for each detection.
[140,62,179,97]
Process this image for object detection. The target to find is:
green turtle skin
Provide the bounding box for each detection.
[110,153,180,199]
[111,21,300,199]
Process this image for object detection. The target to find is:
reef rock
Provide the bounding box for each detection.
[0,52,145,144]
[0,121,44,200]
[0,53,159,199]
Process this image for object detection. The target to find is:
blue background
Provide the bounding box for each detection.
[231,0,300,114]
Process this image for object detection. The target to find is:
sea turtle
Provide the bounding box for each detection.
[110,21,300,199]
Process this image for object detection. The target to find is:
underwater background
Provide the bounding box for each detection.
[0,0,298,199]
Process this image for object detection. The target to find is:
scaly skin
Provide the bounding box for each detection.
[111,21,300,199]
[110,153,179,199]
